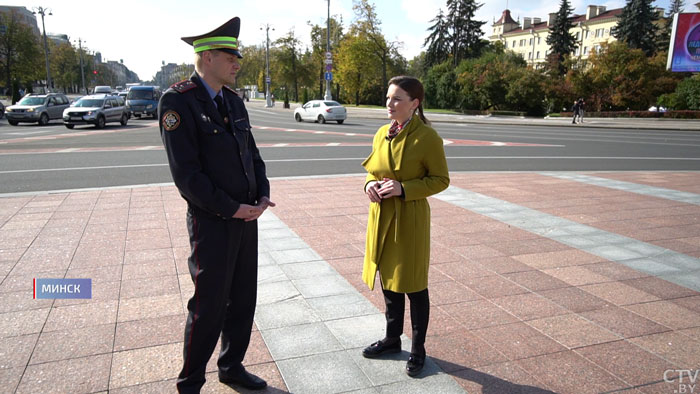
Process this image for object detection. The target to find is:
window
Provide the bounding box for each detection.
[529,38,533,45]
[520,39,526,46]
[528,52,532,59]
[574,47,580,56]
[583,46,588,54]
[312,102,320,108]
[575,32,580,40]
[595,28,604,38]
[585,30,590,39]
[536,51,540,59]
[537,37,541,44]
[512,40,516,48]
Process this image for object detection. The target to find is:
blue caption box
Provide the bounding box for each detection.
[34,278,92,299]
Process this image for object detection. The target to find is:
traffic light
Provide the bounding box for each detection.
[93,70,98,75]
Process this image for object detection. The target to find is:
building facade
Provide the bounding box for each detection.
[489,5,663,67]
[0,6,39,35]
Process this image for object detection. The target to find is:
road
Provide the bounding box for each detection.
[0,100,699,194]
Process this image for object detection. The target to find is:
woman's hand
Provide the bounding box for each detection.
[377,177,403,198]
[365,181,383,203]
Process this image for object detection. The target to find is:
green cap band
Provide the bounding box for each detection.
[193,36,238,53]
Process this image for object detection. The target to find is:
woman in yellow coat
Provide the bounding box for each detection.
[361,76,449,377]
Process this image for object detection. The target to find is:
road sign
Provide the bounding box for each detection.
[325,64,332,71]
[324,59,333,65]
[265,77,271,83]
[325,51,332,59]
[324,72,332,81]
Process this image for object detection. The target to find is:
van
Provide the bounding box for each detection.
[94,86,112,94]
[126,85,161,119]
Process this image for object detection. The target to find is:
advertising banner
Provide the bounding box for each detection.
[667,12,700,72]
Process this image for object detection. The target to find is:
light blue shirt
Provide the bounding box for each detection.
[197,73,223,108]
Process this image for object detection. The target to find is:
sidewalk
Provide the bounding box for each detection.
[0,171,699,393]
[250,99,700,131]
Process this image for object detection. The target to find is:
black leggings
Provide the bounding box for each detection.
[382,287,430,356]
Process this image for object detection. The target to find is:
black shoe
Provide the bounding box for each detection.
[362,339,401,358]
[218,369,267,390]
[406,353,425,377]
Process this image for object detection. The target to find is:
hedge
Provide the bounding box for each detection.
[558,110,700,119]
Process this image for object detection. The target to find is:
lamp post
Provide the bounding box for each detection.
[32,7,52,92]
[261,24,274,108]
[74,38,87,94]
[324,0,332,101]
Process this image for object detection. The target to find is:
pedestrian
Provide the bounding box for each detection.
[361,75,450,377]
[158,17,275,393]
[577,98,585,123]
[572,99,580,124]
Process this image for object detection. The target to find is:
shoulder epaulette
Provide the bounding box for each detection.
[222,85,238,96]
[170,80,197,93]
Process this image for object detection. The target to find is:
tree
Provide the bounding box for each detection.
[0,9,42,99]
[424,9,451,67]
[672,75,700,109]
[546,0,577,74]
[614,0,659,56]
[274,30,303,101]
[50,41,78,93]
[352,0,400,92]
[309,16,343,99]
[238,44,266,90]
[446,0,486,66]
[335,34,379,105]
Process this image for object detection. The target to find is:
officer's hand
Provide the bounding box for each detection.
[233,204,262,220]
[258,196,276,211]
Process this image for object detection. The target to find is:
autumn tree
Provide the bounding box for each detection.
[0,9,42,99]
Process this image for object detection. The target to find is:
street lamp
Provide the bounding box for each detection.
[324,0,333,101]
[260,24,274,108]
[73,38,87,94]
[32,6,52,92]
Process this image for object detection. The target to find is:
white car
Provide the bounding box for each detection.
[294,100,347,124]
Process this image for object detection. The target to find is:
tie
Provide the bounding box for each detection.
[214,95,228,123]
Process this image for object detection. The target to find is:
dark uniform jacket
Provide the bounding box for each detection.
[159,72,269,219]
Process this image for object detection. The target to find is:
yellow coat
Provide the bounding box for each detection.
[361,115,450,293]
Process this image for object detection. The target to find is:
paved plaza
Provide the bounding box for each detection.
[1,171,699,393]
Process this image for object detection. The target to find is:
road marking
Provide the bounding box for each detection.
[0,163,167,174]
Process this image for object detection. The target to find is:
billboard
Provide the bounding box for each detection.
[667,12,700,72]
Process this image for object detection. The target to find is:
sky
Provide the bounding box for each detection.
[16,0,679,82]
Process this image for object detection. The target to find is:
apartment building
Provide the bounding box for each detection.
[490,5,631,67]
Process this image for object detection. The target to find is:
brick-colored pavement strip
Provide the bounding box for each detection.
[0,172,699,393]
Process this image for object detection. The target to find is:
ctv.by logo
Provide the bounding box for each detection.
[664,369,699,393]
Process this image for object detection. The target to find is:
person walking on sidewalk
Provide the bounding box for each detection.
[159,17,274,394]
[361,76,450,377]
[572,99,581,124]
[577,98,585,123]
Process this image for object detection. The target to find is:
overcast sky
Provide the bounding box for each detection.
[16,0,677,82]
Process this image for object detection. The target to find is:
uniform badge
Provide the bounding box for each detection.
[162,110,181,131]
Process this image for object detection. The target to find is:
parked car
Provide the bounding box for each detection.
[5,93,71,126]
[294,100,347,124]
[126,85,161,119]
[63,94,128,129]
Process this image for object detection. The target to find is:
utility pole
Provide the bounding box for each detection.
[324,0,333,101]
[32,7,52,92]
[75,38,87,94]
[261,24,274,108]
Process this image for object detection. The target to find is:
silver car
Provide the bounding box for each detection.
[5,93,71,126]
[294,100,347,124]
[62,94,129,129]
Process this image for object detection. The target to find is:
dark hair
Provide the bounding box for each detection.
[388,75,429,125]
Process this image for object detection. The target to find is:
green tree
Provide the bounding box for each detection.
[672,75,700,109]
[274,30,303,101]
[335,33,380,105]
[446,0,486,66]
[352,0,400,93]
[658,0,684,53]
[309,16,344,99]
[424,9,451,67]
[238,44,266,91]
[49,41,77,93]
[506,67,547,116]
[0,9,42,99]
[546,0,576,75]
[585,42,678,110]
[455,50,527,111]
[614,0,659,56]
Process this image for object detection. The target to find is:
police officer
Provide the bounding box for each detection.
[159,17,275,393]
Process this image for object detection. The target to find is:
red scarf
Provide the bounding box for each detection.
[386,118,411,141]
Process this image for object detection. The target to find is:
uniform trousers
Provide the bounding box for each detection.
[382,287,430,355]
[177,207,259,393]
